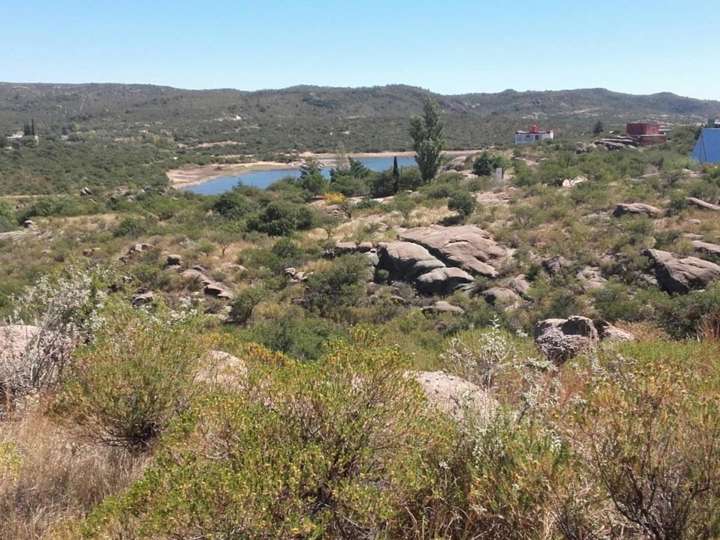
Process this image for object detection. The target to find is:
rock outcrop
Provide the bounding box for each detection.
[613,203,662,218]
[643,248,720,294]
[399,225,509,278]
[415,267,474,295]
[377,241,446,281]
[692,240,720,258]
[482,287,522,309]
[421,301,465,315]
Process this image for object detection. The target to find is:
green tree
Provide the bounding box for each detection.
[392,156,400,193]
[593,120,604,135]
[448,190,477,220]
[409,98,444,182]
[298,159,327,196]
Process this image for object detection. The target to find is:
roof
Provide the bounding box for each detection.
[692,128,720,164]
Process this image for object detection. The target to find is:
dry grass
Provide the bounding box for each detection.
[0,405,146,539]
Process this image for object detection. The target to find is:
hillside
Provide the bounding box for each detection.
[1,82,719,152]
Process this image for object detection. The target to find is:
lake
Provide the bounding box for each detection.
[184,155,417,195]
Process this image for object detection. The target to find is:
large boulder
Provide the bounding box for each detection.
[415,267,474,295]
[613,203,662,218]
[482,287,522,309]
[409,370,496,423]
[643,248,720,294]
[687,197,720,212]
[421,300,465,315]
[376,241,445,281]
[533,316,599,363]
[399,225,509,278]
[692,240,720,258]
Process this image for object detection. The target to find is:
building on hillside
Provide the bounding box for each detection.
[691,128,720,165]
[514,124,554,145]
[625,121,667,145]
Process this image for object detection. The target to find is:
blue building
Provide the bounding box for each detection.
[692,128,720,164]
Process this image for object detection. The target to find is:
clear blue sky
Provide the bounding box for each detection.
[3,0,719,99]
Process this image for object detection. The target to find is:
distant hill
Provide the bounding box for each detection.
[1,82,719,152]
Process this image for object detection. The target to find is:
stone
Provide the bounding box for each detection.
[334,241,358,254]
[165,254,183,267]
[409,370,496,423]
[687,197,720,212]
[482,287,522,309]
[643,248,720,294]
[561,175,588,188]
[195,350,247,388]
[357,241,374,252]
[421,301,465,315]
[595,320,636,342]
[376,241,446,281]
[508,274,531,297]
[576,266,607,291]
[204,282,234,300]
[612,203,663,218]
[542,255,571,276]
[181,268,214,286]
[691,240,720,258]
[22,219,34,229]
[399,225,509,278]
[534,316,599,363]
[415,267,475,295]
[131,291,155,307]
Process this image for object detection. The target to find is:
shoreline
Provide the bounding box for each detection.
[167,150,480,189]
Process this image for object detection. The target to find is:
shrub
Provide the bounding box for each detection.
[113,216,145,238]
[448,190,476,220]
[472,152,504,177]
[657,283,720,339]
[304,255,370,320]
[82,336,453,538]
[212,189,257,220]
[246,201,315,236]
[228,288,264,324]
[0,201,15,232]
[53,304,209,450]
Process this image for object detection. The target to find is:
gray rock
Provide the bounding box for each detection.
[204,282,234,300]
[508,274,531,297]
[409,370,496,423]
[613,203,662,218]
[482,287,522,309]
[377,241,446,281]
[577,266,607,291]
[643,248,720,294]
[22,219,34,229]
[165,254,183,267]
[542,255,571,276]
[399,225,508,278]
[415,267,475,295]
[687,197,720,212]
[131,291,155,307]
[422,301,465,315]
[595,320,636,342]
[335,241,358,253]
[692,240,720,258]
[534,316,599,363]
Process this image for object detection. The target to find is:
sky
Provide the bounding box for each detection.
[3,0,719,100]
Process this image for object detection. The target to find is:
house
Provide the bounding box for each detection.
[514,124,554,145]
[692,128,720,165]
[625,122,667,145]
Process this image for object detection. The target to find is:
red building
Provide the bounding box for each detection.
[626,122,667,145]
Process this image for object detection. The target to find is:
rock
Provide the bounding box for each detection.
[285,267,311,283]
[409,370,496,423]
[508,274,531,297]
[22,219,34,229]
[613,203,663,218]
[181,268,214,286]
[595,320,636,342]
[195,350,247,388]
[687,197,720,212]
[399,225,509,278]
[82,247,98,257]
[120,242,152,262]
[204,282,234,300]
[542,255,571,276]
[364,250,380,266]
[534,316,599,363]
[482,287,522,309]
[692,240,720,258]
[357,241,374,252]
[131,291,155,307]
[165,254,183,267]
[334,241,358,254]
[422,301,465,315]
[561,175,588,188]
[576,266,607,291]
[80,186,93,196]
[377,241,446,281]
[643,248,720,294]
[415,267,475,295]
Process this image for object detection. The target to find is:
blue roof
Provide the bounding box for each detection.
[692,128,720,164]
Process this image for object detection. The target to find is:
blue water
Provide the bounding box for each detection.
[184,155,417,195]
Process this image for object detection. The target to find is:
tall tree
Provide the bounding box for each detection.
[593,120,604,135]
[392,156,400,193]
[409,99,444,182]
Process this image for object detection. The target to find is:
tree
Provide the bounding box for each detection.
[473,152,496,177]
[448,190,476,220]
[392,156,400,194]
[409,98,444,182]
[593,120,604,135]
[298,159,327,196]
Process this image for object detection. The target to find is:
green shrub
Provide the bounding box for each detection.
[212,189,257,220]
[113,217,145,238]
[246,201,315,236]
[448,190,476,220]
[304,255,370,320]
[228,288,264,324]
[657,283,720,339]
[54,304,209,450]
[82,336,452,538]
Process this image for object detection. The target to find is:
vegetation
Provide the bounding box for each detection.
[409,98,445,182]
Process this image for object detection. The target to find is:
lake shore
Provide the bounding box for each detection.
[167,150,481,188]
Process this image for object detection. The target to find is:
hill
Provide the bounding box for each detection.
[1,82,719,153]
